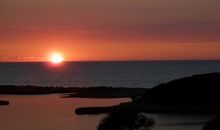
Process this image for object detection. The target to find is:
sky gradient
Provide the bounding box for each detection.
[0,0,220,61]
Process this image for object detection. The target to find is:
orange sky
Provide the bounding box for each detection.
[0,0,220,61]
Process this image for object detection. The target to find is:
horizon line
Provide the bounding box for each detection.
[0,59,220,63]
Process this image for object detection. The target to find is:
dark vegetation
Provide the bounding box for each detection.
[203,116,220,130]
[76,72,220,130]
[98,110,155,130]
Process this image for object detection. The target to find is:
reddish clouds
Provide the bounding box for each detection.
[0,0,220,61]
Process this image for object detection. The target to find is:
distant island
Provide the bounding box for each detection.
[0,85,146,106]
[0,85,145,96]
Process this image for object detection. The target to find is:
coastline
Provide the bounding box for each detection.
[0,85,146,97]
[75,102,220,115]
[2,73,220,115]
[1,73,220,130]
[75,73,220,115]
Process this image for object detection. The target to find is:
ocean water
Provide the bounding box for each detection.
[0,61,219,130]
[0,61,220,88]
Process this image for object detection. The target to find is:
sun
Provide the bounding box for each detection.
[50,53,64,64]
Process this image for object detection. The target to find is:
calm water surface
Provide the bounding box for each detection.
[0,95,216,130]
[0,95,130,130]
[0,61,219,130]
[0,61,220,88]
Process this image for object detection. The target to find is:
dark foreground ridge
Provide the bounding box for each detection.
[204,115,220,130]
[136,72,220,104]
[98,110,155,130]
[76,72,220,115]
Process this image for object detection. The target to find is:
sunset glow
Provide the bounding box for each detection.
[0,0,220,62]
[50,53,64,64]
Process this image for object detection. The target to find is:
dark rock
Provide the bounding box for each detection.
[0,100,9,106]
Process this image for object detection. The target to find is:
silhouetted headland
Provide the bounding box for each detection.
[136,72,220,104]
[76,72,220,115]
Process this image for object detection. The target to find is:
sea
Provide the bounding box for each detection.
[0,60,220,88]
[0,60,220,130]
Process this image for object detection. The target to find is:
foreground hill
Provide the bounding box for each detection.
[135,72,220,104]
[204,116,220,130]
[76,72,220,114]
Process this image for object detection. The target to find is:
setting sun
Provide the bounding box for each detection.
[50,53,64,64]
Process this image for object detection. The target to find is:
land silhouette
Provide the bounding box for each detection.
[204,116,220,130]
[1,72,220,130]
[0,100,9,105]
[2,72,220,114]
[76,72,220,130]
[0,85,144,96]
[98,110,155,130]
[136,72,220,104]
[0,85,145,106]
[76,72,220,114]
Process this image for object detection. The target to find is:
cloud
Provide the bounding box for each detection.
[0,56,47,61]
